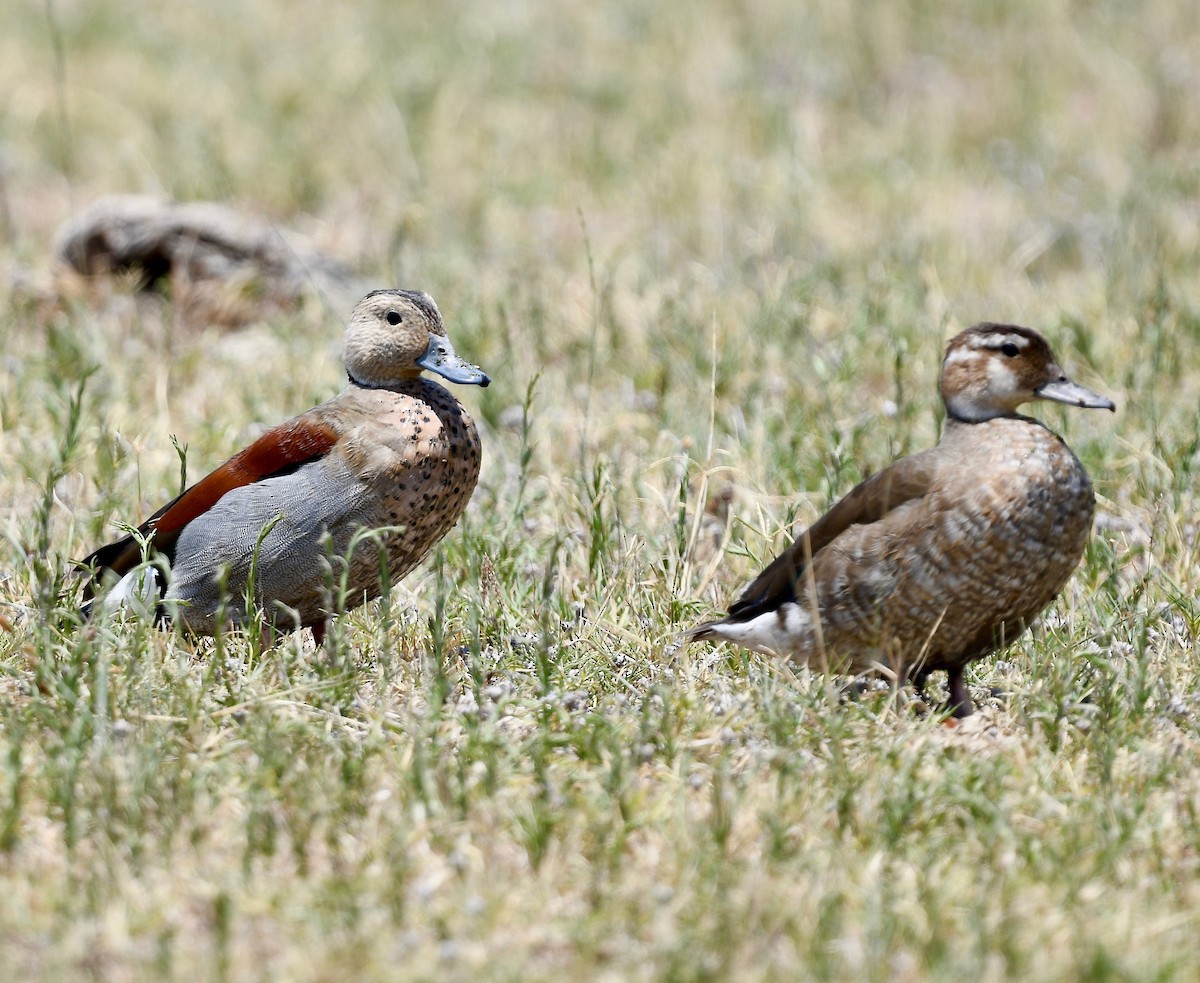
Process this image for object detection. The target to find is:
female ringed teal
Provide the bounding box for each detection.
[688,324,1114,716]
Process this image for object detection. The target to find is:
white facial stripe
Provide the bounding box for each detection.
[978,332,1028,350]
[946,332,1030,370]
[985,356,1020,394]
[943,345,978,366]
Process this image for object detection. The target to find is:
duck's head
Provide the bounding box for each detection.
[343,289,491,389]
[940,323,1114,423]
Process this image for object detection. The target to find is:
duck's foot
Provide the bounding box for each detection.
[838,670,979,717]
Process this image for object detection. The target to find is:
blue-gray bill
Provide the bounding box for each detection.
[1035,378,1115,411]
[417,334,491,387]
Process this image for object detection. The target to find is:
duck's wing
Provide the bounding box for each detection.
[79,415,339,599]
[723,453,937,622]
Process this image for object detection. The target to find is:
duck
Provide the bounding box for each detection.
[687,323,1114,716]
[79,288,490,643]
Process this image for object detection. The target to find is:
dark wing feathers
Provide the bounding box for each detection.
[148,417,339,539]
[79,417,339,599]
[724,454,936,623]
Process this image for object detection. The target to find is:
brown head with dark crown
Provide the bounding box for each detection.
[940,323,1114,423]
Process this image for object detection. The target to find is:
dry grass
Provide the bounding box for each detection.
[3,0,1200,979]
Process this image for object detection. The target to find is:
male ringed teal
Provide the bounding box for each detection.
[688,323,1114,716]
[80,289,489,642]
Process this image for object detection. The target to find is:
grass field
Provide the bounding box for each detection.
[3,0,1200,979]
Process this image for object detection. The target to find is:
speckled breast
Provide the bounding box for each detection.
[340,380,482,603]
[819,416,1095,673]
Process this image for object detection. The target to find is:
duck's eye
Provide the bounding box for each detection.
[386,310,403,326]
[1000,342,1020,357]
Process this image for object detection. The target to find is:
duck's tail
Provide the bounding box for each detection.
[79,565,164,623]
[682,620,727,643]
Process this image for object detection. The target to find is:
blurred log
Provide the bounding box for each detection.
[54,195,365,326]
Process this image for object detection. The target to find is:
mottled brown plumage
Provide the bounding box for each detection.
[80,289,489,641]
[689,323,1114,716]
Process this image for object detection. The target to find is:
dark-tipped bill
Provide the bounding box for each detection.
[1036,378,1115,412]
[417,335,491,387]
